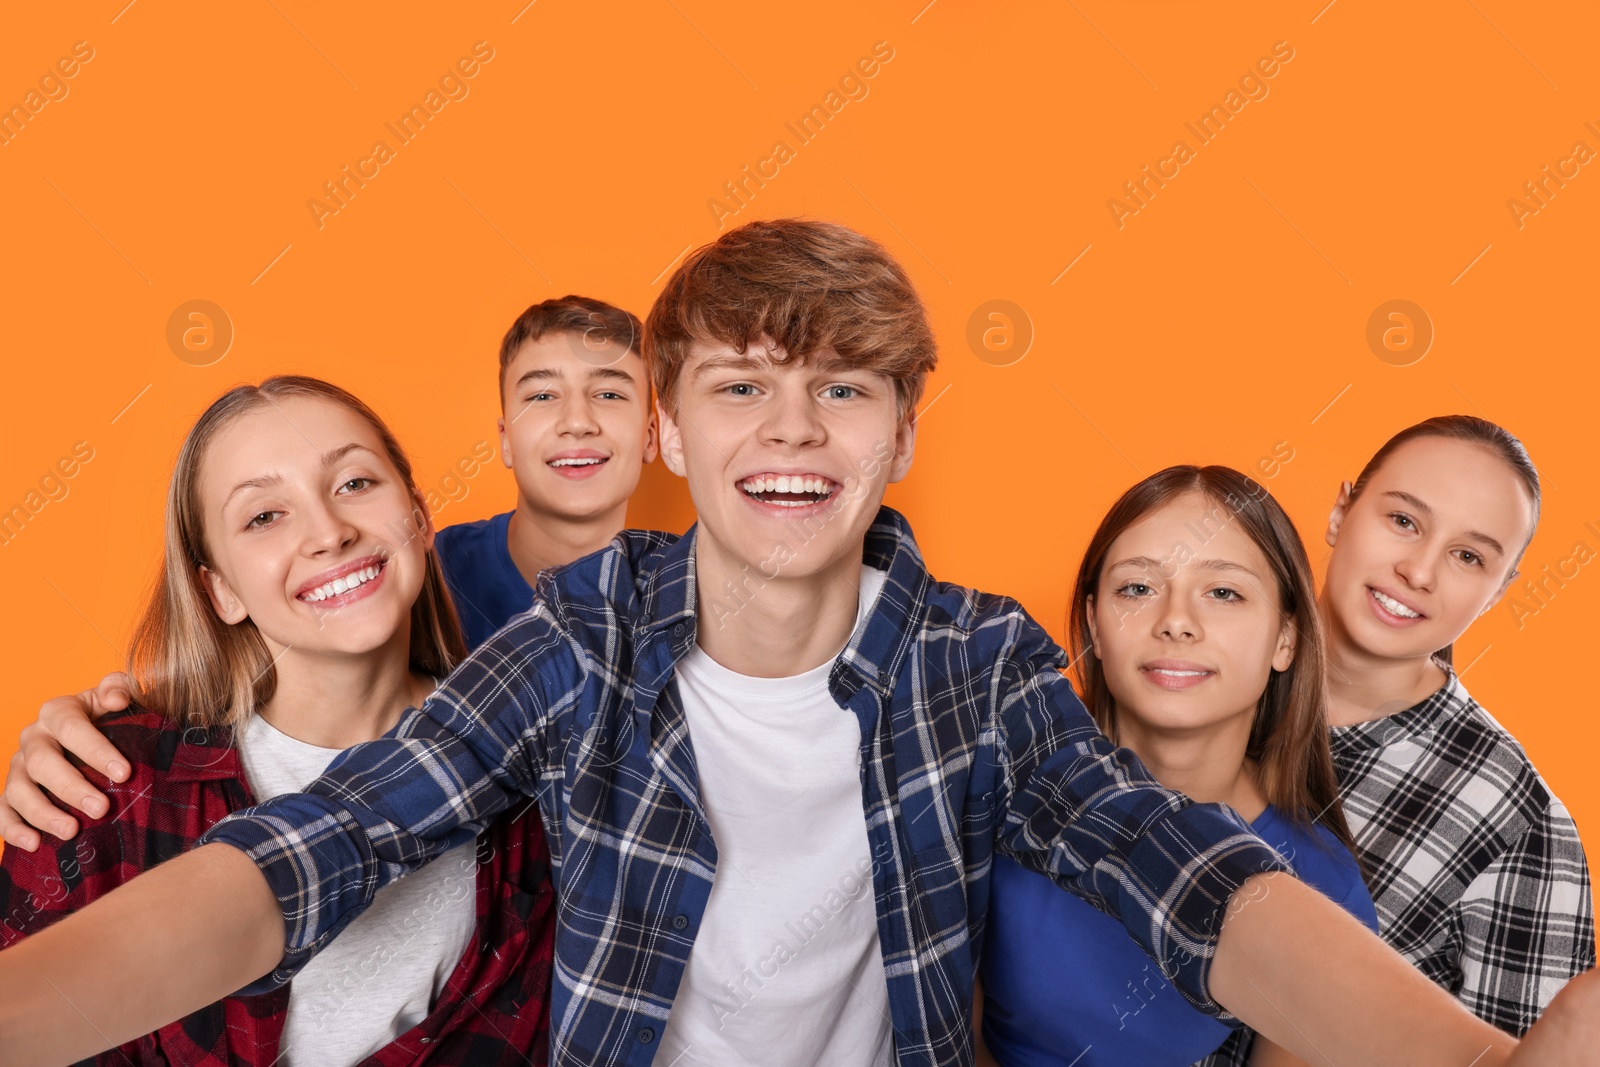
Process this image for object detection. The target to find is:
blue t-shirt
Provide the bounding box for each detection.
[981,804,1379,1067]
[435,510,534,651]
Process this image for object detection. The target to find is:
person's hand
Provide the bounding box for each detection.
[1509,968,1600,1064]
[0,673,133,850]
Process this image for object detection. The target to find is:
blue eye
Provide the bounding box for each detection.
[825,385,858,400]
[1208,587,1243,602]
[726,383,758,396]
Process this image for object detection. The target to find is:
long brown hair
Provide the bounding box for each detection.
[1069,465,1354,852]
[127,376,467,729]
[1343,414,1540,667]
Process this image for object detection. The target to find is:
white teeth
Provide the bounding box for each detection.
[739,475,833,497]
[303,563,382,602]
[1371,588,1421,618]
[551,457,605,467]
[1151,669,1208,676]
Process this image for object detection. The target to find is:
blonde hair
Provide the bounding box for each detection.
[127,376,467,728]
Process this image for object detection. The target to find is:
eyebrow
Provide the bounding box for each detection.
[1107,555,1262,579]
[222,443,379,508]
[1381,490,1507,555]
[513,365,639,390]
[691,352,769,378]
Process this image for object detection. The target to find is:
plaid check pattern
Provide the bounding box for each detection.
[200,505,1291,1067]
[1329,665,1595,1036]
[0,710,554,1066]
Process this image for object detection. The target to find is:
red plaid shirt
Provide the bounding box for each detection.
[0,708,554,1066]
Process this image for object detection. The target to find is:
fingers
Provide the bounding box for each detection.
[41,692,128,784]
[2,747,79,842]
[89,672,133,719]
[0,781,41,852]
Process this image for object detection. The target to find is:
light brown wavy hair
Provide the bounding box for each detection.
[127,375,467,729]
[644,217,938,421]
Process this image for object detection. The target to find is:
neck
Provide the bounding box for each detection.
[257,626,431,749]
[1117,707,1266,821]
[506,495,629,587]
[693,534,866,678]
[1318,590,1448,727]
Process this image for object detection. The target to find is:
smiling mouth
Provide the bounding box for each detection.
[548,457,608,468]
[300,559,385,602]
[1369,587,1424,619]
[738,474,838,508]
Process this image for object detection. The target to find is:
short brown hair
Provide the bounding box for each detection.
[128,376,467,729]
[1070,465,1355,854]
[498,294,644,396]
[644,218,938,419]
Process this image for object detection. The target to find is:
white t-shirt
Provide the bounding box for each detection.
[658,564,893,1067]
[236,711,478,1067]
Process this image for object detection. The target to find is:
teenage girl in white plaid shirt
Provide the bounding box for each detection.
[1316,415,1595,1036]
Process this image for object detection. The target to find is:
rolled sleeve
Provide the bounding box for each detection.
[994,639,1291,1018]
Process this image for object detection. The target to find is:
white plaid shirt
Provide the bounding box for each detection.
[1329,664,1595,1036]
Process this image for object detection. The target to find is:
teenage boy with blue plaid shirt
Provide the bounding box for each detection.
[0,219,1594,1066]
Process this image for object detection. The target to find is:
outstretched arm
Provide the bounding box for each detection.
[0,842,282,1067]
[990,628,1555,1066]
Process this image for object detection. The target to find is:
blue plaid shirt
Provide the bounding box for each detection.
[201,506,1289,1066]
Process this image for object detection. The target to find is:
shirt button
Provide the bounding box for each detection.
[418,1036,432,1044]
[672,623,686,638]
[640,613,652,626]
[638,1026,656,1043]
[672,913,689,930]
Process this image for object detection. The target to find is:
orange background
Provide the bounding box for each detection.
[1,2,1597,870]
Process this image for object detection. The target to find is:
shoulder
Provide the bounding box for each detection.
[435,511,510,566]
[1430,682,1567,839]
[919,578,1067,669]
[476,528,679,680]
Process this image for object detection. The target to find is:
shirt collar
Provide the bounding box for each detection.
[1329,659,1471,755]
[629,504,931,701]
[165,722,245,783]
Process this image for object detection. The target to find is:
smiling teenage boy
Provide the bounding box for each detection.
[0,220,1594,1067]
[436,294,659,649]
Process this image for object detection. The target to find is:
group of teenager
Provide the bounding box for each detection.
[0,217,1592,1067]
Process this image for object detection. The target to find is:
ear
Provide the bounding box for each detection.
[1271,615,1298,672]
[886,413,918,484]
[497,415,514,469]
[410,487,437,552]
[198,564,248,625]
[642,406,660,466]
[655,397,687,479]
[1325,479,1354,548]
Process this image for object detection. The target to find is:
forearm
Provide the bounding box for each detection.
[1212,873,1516,1067]
[0,843,283,1067]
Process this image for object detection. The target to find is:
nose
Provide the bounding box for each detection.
[556,393,601,438]
[1394,545,1436,591]
[1151,585,1199,641]
[758,384,825,449]
[301,497,359,557]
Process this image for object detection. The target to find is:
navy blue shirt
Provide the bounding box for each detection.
[981,804,1379,1067]
[435,510,534,650]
